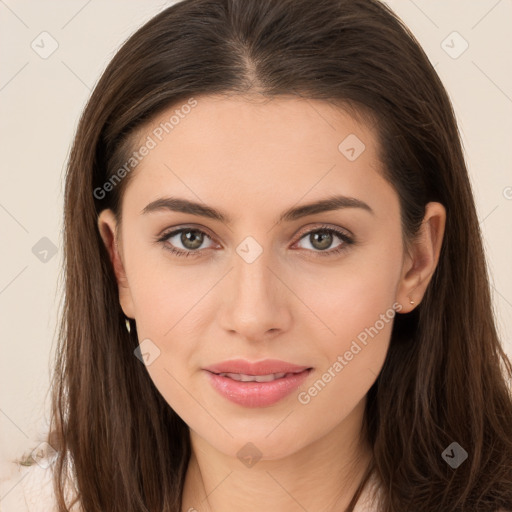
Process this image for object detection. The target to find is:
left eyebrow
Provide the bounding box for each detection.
[140,194,374,224]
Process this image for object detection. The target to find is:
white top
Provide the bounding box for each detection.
[1,461,55,512]
[0,457,382,512]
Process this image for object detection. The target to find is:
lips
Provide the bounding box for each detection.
[203,359,313,407]
[203,358,312,376]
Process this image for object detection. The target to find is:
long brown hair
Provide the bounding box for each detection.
[19,0,512,510]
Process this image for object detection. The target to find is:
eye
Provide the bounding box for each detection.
[293,225,354,257]
[157,227,216,257]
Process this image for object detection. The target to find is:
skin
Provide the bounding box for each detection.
[98,95,445,512]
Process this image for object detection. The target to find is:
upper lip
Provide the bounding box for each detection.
[203,359,312,376]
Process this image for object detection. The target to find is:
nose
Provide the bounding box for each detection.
[217,246,292,342]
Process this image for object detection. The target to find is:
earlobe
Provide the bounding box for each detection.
[97,209,135,318]
[396,202,446,313]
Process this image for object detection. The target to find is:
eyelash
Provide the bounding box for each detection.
[156,224,355,259]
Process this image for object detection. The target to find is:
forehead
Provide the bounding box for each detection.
[134,94,377,164]
[120,94,395,223]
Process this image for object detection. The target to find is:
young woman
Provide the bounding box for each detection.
[3,0,511,511]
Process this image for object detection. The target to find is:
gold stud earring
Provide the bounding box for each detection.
[125,318,131,333]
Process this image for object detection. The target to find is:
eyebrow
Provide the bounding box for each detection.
[141,194,374,223]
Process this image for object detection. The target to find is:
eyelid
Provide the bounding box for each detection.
[293,223,353,241]
[157,223,217,243]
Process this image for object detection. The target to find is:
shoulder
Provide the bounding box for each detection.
[0,458,55,512]
[0,452,80,512]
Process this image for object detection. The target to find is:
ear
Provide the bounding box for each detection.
[396,202,446,313]
[97,209,135,319]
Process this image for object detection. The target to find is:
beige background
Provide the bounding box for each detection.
[1,0,511,484]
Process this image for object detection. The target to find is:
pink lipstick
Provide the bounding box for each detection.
[203,359,313,407]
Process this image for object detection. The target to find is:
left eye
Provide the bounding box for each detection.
[294,228,351,253]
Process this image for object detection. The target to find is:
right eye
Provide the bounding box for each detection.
[158,227,217,257]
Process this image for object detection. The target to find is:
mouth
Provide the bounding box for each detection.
[203,358,312,377]
[204,366,314,408]
[209,369,312,382]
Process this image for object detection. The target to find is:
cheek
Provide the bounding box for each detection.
[292,239,403,344]
[124,247,217,405]
[291,246,402,411]
[124,240,209,335]
[295,293,397,428]
[126,257,206,422]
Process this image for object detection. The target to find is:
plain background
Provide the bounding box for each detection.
[0,0,511,482]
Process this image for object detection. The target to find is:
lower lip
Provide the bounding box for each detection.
[204,369,312,407]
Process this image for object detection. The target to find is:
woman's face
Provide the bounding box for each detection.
[98,95,442,461]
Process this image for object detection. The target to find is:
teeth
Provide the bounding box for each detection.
[219,372,288,382]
